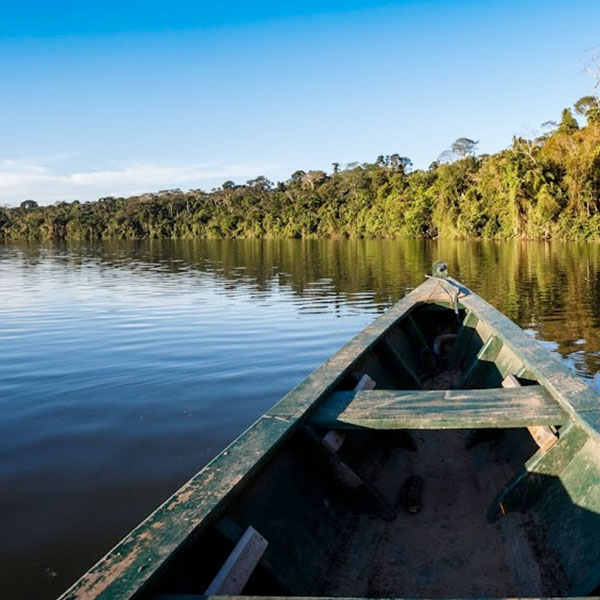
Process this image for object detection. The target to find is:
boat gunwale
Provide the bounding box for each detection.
[57,276,600,600]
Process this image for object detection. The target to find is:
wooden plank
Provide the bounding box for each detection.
[322,373,375,452]
[502,374,520,387]
[321,429,346,453]
[205,526,268,595]
[310,387,569,430]
[495,346,524,382]
[487,423,589,522]
[457,334,504,389]
[448,311,478,368]
[379,339,422,388]
[384,325,425,380]
[301,425,394,520]
[215,517,286,592]
[502,374,558,452]
[405,314,431,352]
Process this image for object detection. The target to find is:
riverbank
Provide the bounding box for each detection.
[3,112,600,242]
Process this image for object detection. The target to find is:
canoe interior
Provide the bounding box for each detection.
[137,301,600,600]
[138,303,600,598]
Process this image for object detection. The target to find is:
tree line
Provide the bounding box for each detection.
[2,95,600,241]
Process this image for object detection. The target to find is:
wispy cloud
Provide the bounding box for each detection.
[0,158,283,205]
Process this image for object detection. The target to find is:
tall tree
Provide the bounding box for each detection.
[451,138,479,158]
[574,96,600,123]
[558,108,579,133]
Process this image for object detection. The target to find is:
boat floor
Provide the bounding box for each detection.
[314,429,569,598]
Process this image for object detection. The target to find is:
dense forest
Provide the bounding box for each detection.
[2,95,600,241]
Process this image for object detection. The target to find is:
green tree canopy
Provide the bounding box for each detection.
[559,108,579,133]
[574,96,600,123]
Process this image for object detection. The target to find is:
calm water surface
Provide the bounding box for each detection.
[1,239,600,599]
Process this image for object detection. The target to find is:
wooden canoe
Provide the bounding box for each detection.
[58,269,600,600]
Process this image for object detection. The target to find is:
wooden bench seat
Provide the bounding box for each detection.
[309,387,569,430]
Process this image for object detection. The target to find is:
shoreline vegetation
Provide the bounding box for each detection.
[2,97,600,241]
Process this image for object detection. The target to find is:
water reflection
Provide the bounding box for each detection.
[0,239,599,600]
[4,239,600,374]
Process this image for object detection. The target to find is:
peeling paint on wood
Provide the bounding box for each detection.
[310,387,568,430]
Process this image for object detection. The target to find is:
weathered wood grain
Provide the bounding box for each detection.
[301,424,394,520]
[457,335,504,388]
[322,373,375,452]
[487,422,589,522]
[502,374,558,452]
[310,387,569,430]
[379,338,422,388]
[215,517,284,591]
[205,526,268,595]
[448,311,478,367]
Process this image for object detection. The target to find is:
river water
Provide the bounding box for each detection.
[1,239,599,599]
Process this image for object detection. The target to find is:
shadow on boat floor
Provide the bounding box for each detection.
[313,429,569,598]
[149,418,600,599]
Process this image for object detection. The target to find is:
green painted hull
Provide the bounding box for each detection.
[58,276,600,600]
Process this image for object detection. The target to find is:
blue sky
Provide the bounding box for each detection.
[0,0,599,204]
